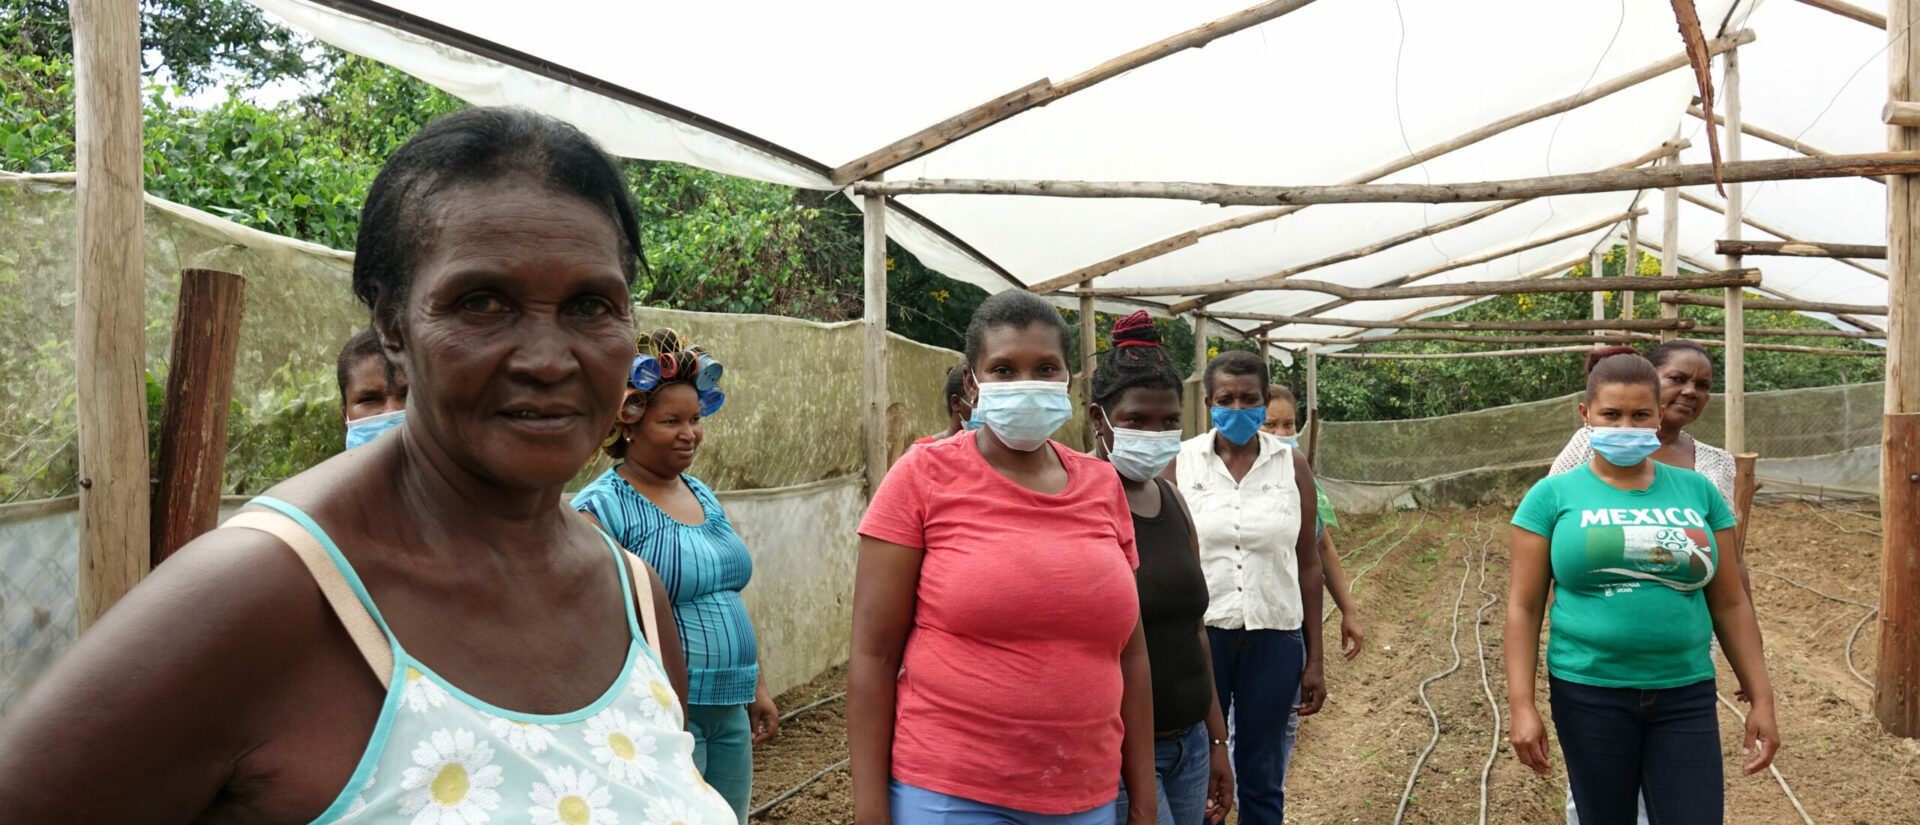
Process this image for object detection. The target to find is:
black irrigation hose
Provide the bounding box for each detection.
[747,756,851,820]
[1325,510,1431,624]
[779,691,846,723]
[1394,514,1480,825]
[1469,521,1502,825]
[1751,568,1877,689]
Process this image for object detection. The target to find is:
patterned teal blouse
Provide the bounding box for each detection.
[573,472,759,706]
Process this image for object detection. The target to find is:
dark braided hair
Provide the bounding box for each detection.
[1090,311,1183,408]
[1584,345,1660,403]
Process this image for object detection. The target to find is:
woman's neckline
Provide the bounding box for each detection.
[962,429,1079,498]
[614,464,709,527]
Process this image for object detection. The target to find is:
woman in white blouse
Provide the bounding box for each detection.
[1162,350,1324,825]
[1550,341,1735,506]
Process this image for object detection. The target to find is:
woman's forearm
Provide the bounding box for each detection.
[1119,622,1157,823]
[1318,533,1357,616]
[848,650,900,823]
[1503,601,1544,707]
[1198,628,1228,743]
[1712,593,1775,707]
[1297,537,1326,667]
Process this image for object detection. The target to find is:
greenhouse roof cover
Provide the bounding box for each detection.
[245,0,1891,353]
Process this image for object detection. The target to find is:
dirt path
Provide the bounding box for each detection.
[745,501,1920,824]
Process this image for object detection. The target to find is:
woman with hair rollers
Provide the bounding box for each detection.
[1163,350,1325,825]
[851,290,1155,825]
[1506,350,1778,825]
[574,328,778,824]
[1088,312,1234,825]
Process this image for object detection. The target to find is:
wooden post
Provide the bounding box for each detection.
[1732,452,1760,558]
[1189,314,1209,439]
[71,0,149,630]
[863,183,889,497]
[1080,292,1098,447]
[1591,249,1607,333]
[1624,218,1641,319]
[1877,0,1920,737]
[1723,46,1748,457]
[1662,141,1682,341]
[151,270,246,564]
[1305,346,1319,469]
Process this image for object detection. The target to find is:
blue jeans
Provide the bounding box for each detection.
[688,703,752,825]
[891,778,1116,825]
[1207,627,1305,825]
[1113,722,1209,825]
[1548,676,1722,825]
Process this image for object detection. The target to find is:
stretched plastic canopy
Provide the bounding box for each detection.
[244,0,1890,351]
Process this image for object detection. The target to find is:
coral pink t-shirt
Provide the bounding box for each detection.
[858,431,1140,814]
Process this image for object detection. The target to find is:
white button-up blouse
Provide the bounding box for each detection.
[1175,430,1305,632]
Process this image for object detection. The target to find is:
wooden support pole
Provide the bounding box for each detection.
[71,0,149,630]
[151,270,246,565]
[1591,250,1608,332]
[1314,254,1591,339]
[1206,312,1693,332]
[853,152,1920,207]
[1679,191,1888,279]
[1024,31,1754,295]
[1081,270,1757,301]
[1080,292,1097,448]
[1662,135,1681,341]
[1887,101,1920,128]
[1642,237,1891,333]
[1877,0,1920,738]
[1660,291,1887,315]
[863,185,889,497]
[1166,141,1687,315]
[1320,345,1601,361]
[827,0,1319,184]
[1724,46,1748,457]
[1304,345,1319,469]
[1263,333,1649,347]
[1685,338,1885,356]
[1793,0,1886,27]
[1689,325,1885,339]
[1686,105,1880,180]
[1716,239,1889,259]
[1189,315,1209,439]
[1625,218,1640,319]
[1732,453,1760,560]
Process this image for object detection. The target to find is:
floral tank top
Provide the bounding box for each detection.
[225,496,738,825]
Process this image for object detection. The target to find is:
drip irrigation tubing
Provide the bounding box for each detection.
[1715,692,1815,825]
[1326,510,1431,624]
[1751,568,1876,689]
[1339,508,1407,563]
[1469,519,1502,825]
[1393,514,1479,825]
[779,691,845,723]
[747,756,850,820]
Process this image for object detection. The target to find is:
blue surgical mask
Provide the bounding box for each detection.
[1211,405,1265,446]
[344,408,405,450]
[1275,434,1300,450]
[1589,426,1660,467]
[973,380,1071,452]
[1095,406,1183,481]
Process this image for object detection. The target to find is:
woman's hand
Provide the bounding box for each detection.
[1340,611,1365,661]
[1741,701,1782,776]
[1509,703,1552,775]
[1297,661,1327,716]
[749,690,780,744]
[1205,740,1235,823]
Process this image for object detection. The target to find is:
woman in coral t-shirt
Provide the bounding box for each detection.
[850,289,1155,825]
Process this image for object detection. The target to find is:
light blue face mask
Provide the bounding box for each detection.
[1211,405,1265,446]
[973,380,1072,451]
[1275,434,1300,450]
[344,408,405,450]
[1094,405,1182,482]
[1589,426,1660,466]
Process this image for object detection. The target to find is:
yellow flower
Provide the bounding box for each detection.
[885,257,896,271]
[1207,346,1220,360]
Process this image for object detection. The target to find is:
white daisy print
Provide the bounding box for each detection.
[401,667,451,714]
[528,765,619,825]
[398,728,504,825]
[643,795,711,825]
[488,716,559,755]
[584,708,661,784]
[639,679,679,723]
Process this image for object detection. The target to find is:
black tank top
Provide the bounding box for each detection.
[1134,478,1213,731]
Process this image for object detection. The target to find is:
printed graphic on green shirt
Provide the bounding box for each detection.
[1578,523,1714,594]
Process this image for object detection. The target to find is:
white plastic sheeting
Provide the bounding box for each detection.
[243,0,1889,349]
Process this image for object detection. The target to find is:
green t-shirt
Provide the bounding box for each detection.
[1511,462,1737,690]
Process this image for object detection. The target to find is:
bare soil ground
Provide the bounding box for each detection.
[748,501,1920,824]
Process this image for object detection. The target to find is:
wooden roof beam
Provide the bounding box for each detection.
[1659,291,1886,315]
[1638,236,1887,333]
[1790,0,1886,29]
[1716,239,1887,259]
[1264,332,1651,346]
[1201,312,1692,332]
[1023,30,1755,294]
[827,0,1319,185]
[1674,191,1887,279]
[1081,270,1757,301]
[1297,254,1591,340]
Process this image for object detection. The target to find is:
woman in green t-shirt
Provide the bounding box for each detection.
[1504,350,1778,825]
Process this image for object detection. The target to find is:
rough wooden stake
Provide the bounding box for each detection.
[1024,30,1754,294]
[1591,250,1608,332]
[1659,291,1886,315]
[1080,271,1755,301]
[853,152,1920,207]
[1080,292,1097,447]
[1732,453,1760,561]
[1878,0,1920,738]
[863,185,889,497]
[1662,133,1681,340]
[1724,45,1748,457]
[1625,218,1640,319]
[152,270,246,565]
[71,0,149,629]
[1188,314,1209,439]
[1305,346,1318,469]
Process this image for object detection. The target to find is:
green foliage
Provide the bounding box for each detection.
[1,0,324,92]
